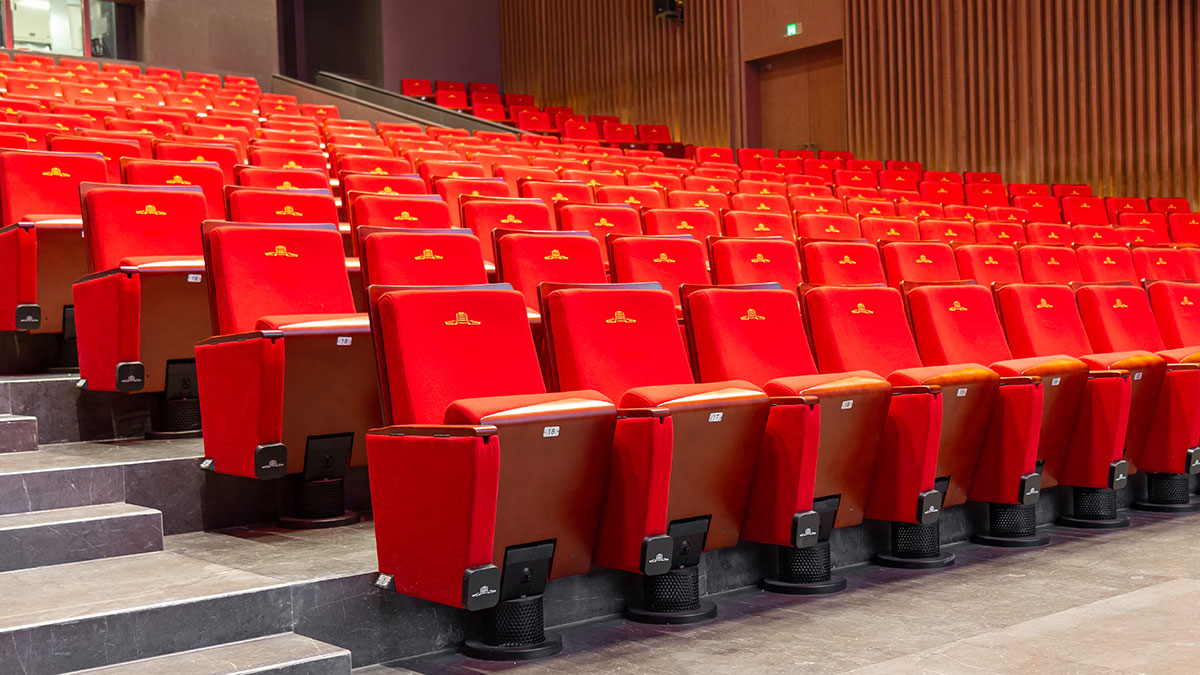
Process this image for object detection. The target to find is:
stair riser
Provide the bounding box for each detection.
[0,415,38,453]
[0,510,163,572]
[0,376,154,444]
[0,466,124,515]
[0,586,294,675]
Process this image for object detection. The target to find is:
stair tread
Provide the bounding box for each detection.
[0,437,202,475]
[0,502,159,530]
[67,633,350,673]
[0,551,287,632]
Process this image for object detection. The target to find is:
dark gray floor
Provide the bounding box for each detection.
[363,509,1200,674]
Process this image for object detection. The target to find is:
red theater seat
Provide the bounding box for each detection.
[123,159,226,220]
[1077,246,1138,283]
[906,284,1096,518]
[880,241,958,289]
[709,237,801,289]
[1061,196,1110,225]
[542,284,770,619]
[683,286,890,586]
[366,284,618,651]
[955,244,1022,287]
[73,185,211,400]
[804,284,1002,561]
[997,284,1162,515]
[195,222,380,524]
[860,217,920,243]
[1019,245,1082,284]
[559,204,642,264]
[610,236,710,307]
[643,208,720,241]
[802,240,886,285]
[0,150,109,334]
[796,214,860,241]
[1072,285,1200,490]
[723,211,794,239]
[496,231,608,311]
[358,228,487,287]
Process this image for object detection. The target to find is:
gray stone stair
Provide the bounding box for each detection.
[0,503,163,572]
[0,551,295,674]
[0,413,38,453]
[66,633,351,674]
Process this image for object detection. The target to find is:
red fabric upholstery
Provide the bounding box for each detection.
[896,201,944,220]
[236,166,328,192]
[955,244,1023,286]
[919,181,965,205]
[1014,196,1063,223]
[881,241,958,289]
[351,194,450,233]
[791,196,845,215]
[123,159,226,219]
[1077,246,1137,283]
[722,211,793,238]
[710,238,801,289]
[227,189,338,226]
[1025,222,1073,245]
[801,241,886,285]
[1148,281,1200,349]
[206,224,355,334]
[965,183,1009,207]
[1133,247,1192,281]
[643,208,719,241]
[497,232,607,310]
[974,221,1026,243]
[860,217,920,243]
[1019,245,1082,284]
[805,286,924,375]
[796,213,860,240]
[918,219,975,244]
[361,230,487,287]
[1061,196,1110,225]
[610,236,709,306]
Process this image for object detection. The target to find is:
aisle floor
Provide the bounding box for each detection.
[365,508,1200,674]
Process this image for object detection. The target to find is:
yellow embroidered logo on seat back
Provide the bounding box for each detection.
[445,312,481,326]
[265,245,298,258]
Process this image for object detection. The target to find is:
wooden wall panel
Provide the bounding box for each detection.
[499,0,735,147]
[846,0,1200,202]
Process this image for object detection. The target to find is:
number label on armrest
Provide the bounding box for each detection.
[336,336,352,346]
[841,400,853,410]
[957,387,967,397]
[542,425,560,438]
[708,412,724,422]
[1051,377,1061,386]
[187,274,201,283]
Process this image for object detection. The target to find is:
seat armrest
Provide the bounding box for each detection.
[769,395,819,408]
[892,384,939,395]
[369,424,498,438]
[999,375,1040,386]
[617,406,670,419]
[1087,369,1128,380]
[198,330,284,346]
[1166,362,1200,371]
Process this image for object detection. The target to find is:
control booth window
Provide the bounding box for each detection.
[11,0,84,55]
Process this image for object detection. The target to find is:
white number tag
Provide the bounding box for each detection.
[543,426,560,438]
[840,400,853,410]
[186,274,202,283]
[708,412,724,423]
[336,336,352,346]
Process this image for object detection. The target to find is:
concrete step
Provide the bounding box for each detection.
[0,374,155,444]
[0,551,296,674]
[67,633,351,674]
[0,413,38,453]
[0,503,162,572]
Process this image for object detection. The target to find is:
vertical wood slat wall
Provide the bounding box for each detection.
[498,0,733,147]
[846,0,1199,203]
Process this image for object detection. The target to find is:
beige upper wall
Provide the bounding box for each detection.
[140,0,278,86]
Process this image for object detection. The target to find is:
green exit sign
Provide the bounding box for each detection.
[785,23,799,36]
